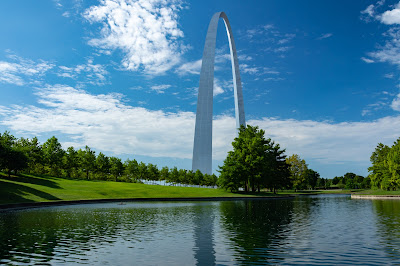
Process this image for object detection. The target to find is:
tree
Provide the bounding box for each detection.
[369,143,391,189]
[63,147,78,178]
[218,125,290,193]
[305,169,320,190]
[77,146,96,180]
[384,138,400,190]
[0,131,28,177]
[286,154,308,191]
[147,163,159,184]
[137,162,148,181]
[124,159,139,182]
[168,166,179,185]
[109,156,124,182]
[193,169,203,187]
[15,136,43,174]
[96,152,110,180]
[42,136,65,176]
[160,166,169,185]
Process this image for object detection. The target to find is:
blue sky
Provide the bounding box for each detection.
[1,0,400,178]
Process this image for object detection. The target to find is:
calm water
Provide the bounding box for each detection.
[0,194,400,265]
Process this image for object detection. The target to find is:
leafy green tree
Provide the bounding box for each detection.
[147,163,159,184]
[96,152,110,180]
[286,154,308,191]
[109,156,124,182]
[63,147,78,178]
[369,143,391,189]
[218,125,290,193]
[384,138,400,190]
[178,169,187,186]
[0,132,28,177]
[77,146,96,180]
[305,169,320,189]
[137,162,148,181]
[42,136,65,176]
[124,159,139,182]
[193,169,203,187]
[168,166,179,185]
[15,136,43,174]
[160,166,169,185]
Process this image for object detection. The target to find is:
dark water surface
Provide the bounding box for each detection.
[1,194,400,265]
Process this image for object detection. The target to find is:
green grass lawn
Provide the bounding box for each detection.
[0,173,282,205]
[352,189,400,195]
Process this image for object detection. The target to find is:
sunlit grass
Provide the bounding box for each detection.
[0,173,282,205]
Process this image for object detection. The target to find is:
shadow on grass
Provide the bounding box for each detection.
[0,180,61,204]
[0,173,61,189]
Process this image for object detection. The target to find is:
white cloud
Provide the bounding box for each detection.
[57,59,109,86]
[361,4,376,19]
[213,78,225,96]
[381,3,400,24]
[367,28,400,66]
[391,93,400,111]
[384,73,394,78]
[176,59,202,75]
[361,57,375,63]
[1,85,400,174]
[83,0,186,75]
[150,84,171,94]
[363,3,400,66]
[0,54,54,86]
[316,33,333,40]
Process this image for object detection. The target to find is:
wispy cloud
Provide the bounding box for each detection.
[391,93,400,111]
[0,53,54,86]
[83,0,187,75]
[1,85,400,174]
[150,84,171,94]
[316,33,333,40]
[361,57,375,63]
[175,59,202,75]
[360,0,386,22]
[57,58,109,86]
[361,2,400,66]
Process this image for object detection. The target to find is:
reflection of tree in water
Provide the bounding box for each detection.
[0,204,194,264]
[219,199,293,264]
[373,200,400,260]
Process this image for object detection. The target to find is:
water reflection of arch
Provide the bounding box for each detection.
[193,203,216,265]
[192,11,246,175]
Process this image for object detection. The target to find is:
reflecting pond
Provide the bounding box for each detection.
[1,195,400,265]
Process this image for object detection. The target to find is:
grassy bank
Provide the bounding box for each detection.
[352,189,400,195]
[0,173,284,205]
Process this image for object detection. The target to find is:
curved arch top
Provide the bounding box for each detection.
[192,12,246,175]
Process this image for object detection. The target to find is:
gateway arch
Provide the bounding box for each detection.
[192,12,246,175]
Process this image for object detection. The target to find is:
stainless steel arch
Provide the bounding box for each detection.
[192,12,246,175]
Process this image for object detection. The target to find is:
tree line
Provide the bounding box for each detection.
[369,138,400,190]
[331,173,370,189]
[0,131,218,187]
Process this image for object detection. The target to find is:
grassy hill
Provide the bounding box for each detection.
[0,173,274,205]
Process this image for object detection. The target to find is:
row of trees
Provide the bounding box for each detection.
[0,131,217,187]
[332,173,370,189]
[217,125,369,193]
[369,139,400,190]
[285,154,324,191]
